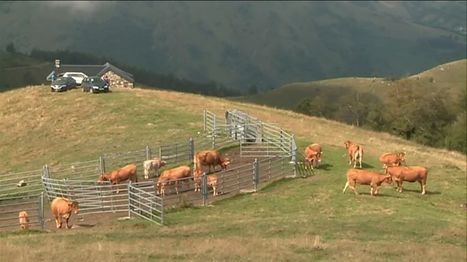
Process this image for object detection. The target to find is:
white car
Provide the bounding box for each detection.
[62,72,88,85]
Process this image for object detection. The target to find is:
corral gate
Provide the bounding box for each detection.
[204,109,297,160]
[128,182,163,225]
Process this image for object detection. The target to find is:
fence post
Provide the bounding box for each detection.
[145,145,151,160]
[128,182,131,218]
[43,165,50,178]
[202,173,208,206]
[38,192,45,230]
[203,109,206,132]
[189,137,194,164]
[160,196,164,225]
[99,156,106,174]
[290,135,297,178]
[253,158,259,191]
[158,146,162,160]
[212,115,216,149]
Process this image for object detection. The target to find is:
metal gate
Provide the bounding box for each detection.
[204,109,297,160]
[128,182,163,225]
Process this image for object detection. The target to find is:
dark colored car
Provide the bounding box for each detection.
[50,77,76,92]
[81,77,110,93]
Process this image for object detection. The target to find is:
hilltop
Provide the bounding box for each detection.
[0,85,465,260]
[242,59,466,108]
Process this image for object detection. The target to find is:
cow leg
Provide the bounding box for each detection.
[55,217,61,229]
[347,181,358,195]
[65,215,72,229]
[420,181,426,195]
[398,181,403,193]
[175,181,179,195]
[343,181,349,193]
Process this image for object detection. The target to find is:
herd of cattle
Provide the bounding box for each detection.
[304,140,428,196]
[16,142,429,230]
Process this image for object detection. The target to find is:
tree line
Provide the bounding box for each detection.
[295,83,466,154]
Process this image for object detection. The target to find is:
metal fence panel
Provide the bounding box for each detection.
[0,169,44,201]
[0,194,43,231]
[128,182,163,225]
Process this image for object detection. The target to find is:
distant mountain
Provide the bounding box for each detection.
[0,1,465,90]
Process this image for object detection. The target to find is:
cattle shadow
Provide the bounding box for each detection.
[316,163,333,171]
[350,192,401,198]
[361,162,375,169]
[398,188,441,195]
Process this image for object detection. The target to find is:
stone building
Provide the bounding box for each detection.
[48,61,134,88]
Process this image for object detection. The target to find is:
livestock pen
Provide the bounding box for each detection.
[0,108,312,229]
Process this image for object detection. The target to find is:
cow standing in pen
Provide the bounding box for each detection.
[98,163,137,193]
[50,197,79,229]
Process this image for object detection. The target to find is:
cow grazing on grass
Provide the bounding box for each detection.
[344,140,363,168]
[156,165,192,196]
[379,152,406,168]
[304,143,322,168]
[98,163,137,193]
[18,211,30,230]
[193,169,219,196]
[343,169,392,196]
[50,197,79,229]
[385,166,428,195]
[194,150,230,173]
[143,158,166,179]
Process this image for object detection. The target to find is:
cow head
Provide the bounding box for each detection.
[344,140,352,149]
[305,152,321,167]
[97,173,110,184]
[220,158,231,170]
[69,201,80,214]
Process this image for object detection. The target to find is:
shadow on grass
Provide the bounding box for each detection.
[316,163,333,171]
[399,188,441,195]
[345,192,402,198]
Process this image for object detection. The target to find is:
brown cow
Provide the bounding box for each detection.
[98,163,137,193]
[143,158,166,179]
[194,150,230,173]
[193,168,219,196]
[344,140,363,168]
[156,165,192,196]
[385,166,428,195]
[343,169,392,196]
[18,211,30,230]
[50,197,79,229]
[379,152,406,169]
[304,143,322,168]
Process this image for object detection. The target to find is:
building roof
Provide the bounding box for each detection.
[53,62,134,82]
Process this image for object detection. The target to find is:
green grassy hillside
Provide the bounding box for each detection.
[0,86,465,261]
[243,59,466,108]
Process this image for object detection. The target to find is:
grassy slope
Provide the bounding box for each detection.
[0,86,465,261]
[242,59,467,110]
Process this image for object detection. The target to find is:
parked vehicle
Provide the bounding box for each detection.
[50,77,76,92]
[62,72,88,85]
[81,77,110,93]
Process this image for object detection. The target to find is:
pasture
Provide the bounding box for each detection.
[0,86,465,261]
